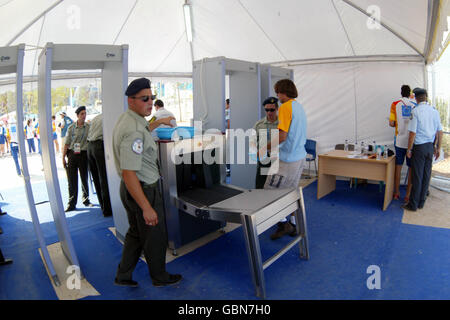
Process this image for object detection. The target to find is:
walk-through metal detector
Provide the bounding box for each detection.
[260,64,293,115]
[38,43,129,273]
[193,57,261,190]
[0,44,60,285]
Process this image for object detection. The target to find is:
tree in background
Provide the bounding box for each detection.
[435,97,449,155]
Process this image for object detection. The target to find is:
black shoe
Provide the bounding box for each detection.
[114,278,138,287]
[103,212,112,217]
[401,203,417,212]
[418,202,425,209]
[83,202,94,207]
[289,222,298,237]
[152,274,182,287]
[0,210,7,216]
[0,227,3,234]
[65,206,76,212]
[270,222,295,240]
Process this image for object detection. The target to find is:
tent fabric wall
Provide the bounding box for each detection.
[293,61,425,155]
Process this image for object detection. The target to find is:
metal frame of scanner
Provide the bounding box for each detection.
[158,134,309,299]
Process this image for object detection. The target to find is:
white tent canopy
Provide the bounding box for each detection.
[1,0,449,154]
[1,0,449,75]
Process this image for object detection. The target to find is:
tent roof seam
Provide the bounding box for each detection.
[6,0,64,46]
[340,0,424,58]
[331,0,356,56]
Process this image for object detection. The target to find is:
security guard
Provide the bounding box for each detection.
[402,87,443,211]
[87,114,112,217]
[113,77,181,287]
[253,97,279,189]
[62,106,93,212]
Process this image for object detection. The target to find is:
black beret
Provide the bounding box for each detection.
[75,106,86,114]
[413,87,427,96]
[125,78,151,96]
[263,97,278,106]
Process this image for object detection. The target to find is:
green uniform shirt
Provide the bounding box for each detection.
[87,114,103,141]
[65,121,90,151]
[253,117,279,147]
[113,109,160,185]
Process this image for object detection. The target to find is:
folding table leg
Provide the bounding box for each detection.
[295,188,310,260]
[241,214,266,299]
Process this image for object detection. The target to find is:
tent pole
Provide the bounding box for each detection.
[424,0,440,63]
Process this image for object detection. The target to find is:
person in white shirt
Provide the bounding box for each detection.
[148,99,177,131]
[389,85,416,202]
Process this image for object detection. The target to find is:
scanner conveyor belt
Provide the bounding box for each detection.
[178,185,243,207]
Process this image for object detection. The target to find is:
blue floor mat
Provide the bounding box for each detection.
[1,179,449,300]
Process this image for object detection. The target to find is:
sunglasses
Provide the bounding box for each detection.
[265,108,276,112]
[131,95,156,102]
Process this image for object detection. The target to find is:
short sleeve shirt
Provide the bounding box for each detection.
[389,98,416,149]
[148,108,177,131]
[65,122,90,151]
[253,117,279,148]
[87,114,103,141]
[113,109,160,185]
[61,116,74,137]
[277,99,307,162]
[408,102,443,145]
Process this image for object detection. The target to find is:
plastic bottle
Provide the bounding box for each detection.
[360,141,365,155]
[383,145,388,159]
[376,145,382,160]
[372,140,376,153]
[344,139,348,151]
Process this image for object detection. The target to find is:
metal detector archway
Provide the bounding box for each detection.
[0,44,60,286]
[37,43,129,273]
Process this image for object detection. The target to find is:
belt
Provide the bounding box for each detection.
[88,139,103,143]
[139,180,159,189]
[68,149,87,153]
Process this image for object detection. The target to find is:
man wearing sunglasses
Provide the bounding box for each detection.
[112,77,181,288]
[253,97,279,189]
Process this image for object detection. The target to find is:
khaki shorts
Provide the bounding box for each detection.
[263,158,305,189]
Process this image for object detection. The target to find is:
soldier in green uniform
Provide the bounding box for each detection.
[87,114,112,217]
[62,106,93,212]
[113,77,181,287]
[253,97,279,189]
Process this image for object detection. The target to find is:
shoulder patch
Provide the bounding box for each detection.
[132,138,144,154]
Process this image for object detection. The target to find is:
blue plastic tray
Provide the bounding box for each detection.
[155,126,194,140]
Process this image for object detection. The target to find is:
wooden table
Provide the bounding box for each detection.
[317,150,395,211]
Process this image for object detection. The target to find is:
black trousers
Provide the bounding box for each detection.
[410,143,434,209]
[66,150,89,207]
[116,180,168,282]
[255,162,271,189]
[87,140,112,216]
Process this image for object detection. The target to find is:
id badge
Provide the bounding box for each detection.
[74,143,81,154]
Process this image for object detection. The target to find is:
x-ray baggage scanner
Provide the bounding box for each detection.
[37,43,129,275]
[159,134,309,298]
